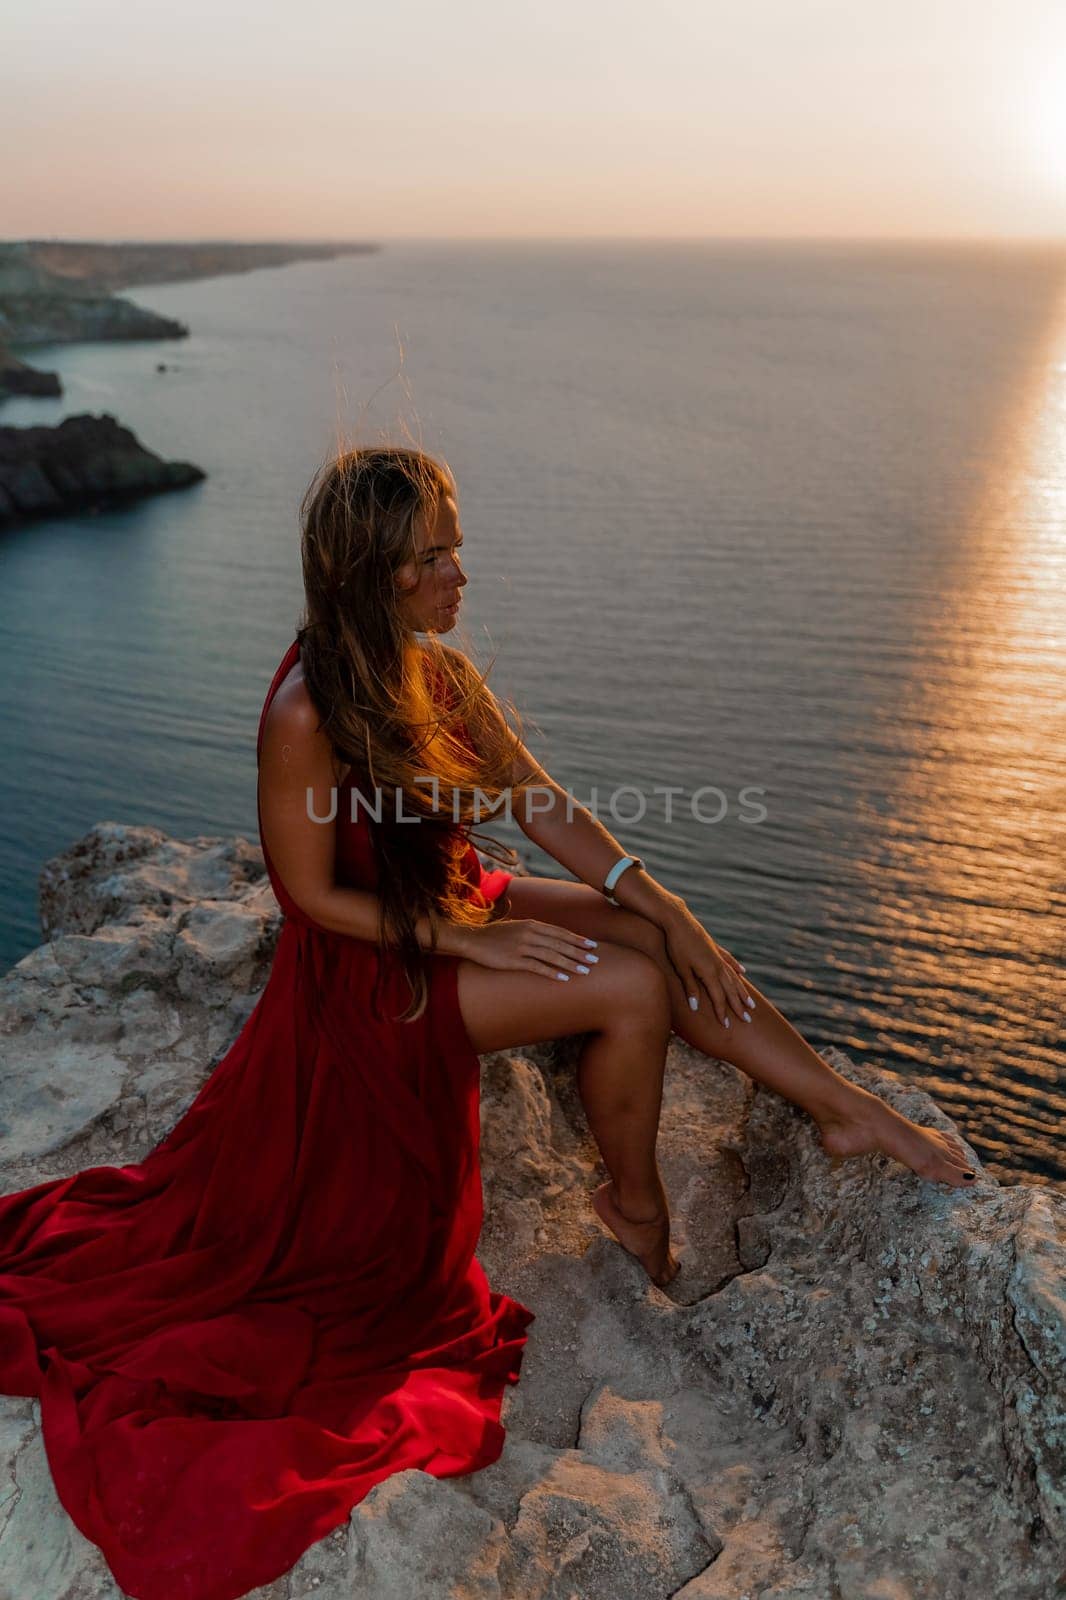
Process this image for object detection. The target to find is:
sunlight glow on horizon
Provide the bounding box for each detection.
[3,0,1065,241]
[1024,71,1066,202]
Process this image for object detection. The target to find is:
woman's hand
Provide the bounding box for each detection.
[453,918,600,981]
[660,900,753,1028]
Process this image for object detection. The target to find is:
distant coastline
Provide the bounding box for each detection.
[0,239,378,526]
[0,238,379,391]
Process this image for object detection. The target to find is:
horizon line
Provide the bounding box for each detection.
[4,232,1066,248]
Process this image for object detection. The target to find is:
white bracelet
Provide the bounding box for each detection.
[602,854,644,904]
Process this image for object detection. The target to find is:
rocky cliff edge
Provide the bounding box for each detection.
[1,823,1062,1599]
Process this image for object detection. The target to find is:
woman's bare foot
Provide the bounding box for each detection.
[591,1179,681,1287]
[816,1087,977,1187]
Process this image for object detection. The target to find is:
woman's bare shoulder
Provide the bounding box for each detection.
[262,666,350,783]
[263,664,318,737]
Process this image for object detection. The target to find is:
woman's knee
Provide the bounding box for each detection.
[453,937,672,1057]
[597,945,673,1034]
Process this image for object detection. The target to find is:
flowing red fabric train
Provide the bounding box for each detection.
[0,638,535,1600]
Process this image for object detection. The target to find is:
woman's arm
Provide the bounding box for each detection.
[433,648,748,1009]
[509,744,682,927]
[258,685,594,978]
[511,742,752,1023]
[259,684,470,953]
[434,646,682,925]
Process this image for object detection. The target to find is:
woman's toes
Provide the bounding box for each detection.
[653,1246,682,1287]
[943,1142,976,1176]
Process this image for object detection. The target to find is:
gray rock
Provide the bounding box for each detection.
[0,413,206,529]
[0,825,1061,1599]
[0,348,61,401]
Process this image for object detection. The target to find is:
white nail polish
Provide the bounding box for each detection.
[584,953,600,963]
[688,995,698,1011]
[556,972,570,981]
[743,1012,752,1022]
[724,1017,731,1028]
[745,995,754,1007]
[577,964,590,974]
[584,939,598,948]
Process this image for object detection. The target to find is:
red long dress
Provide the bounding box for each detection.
[0,637,535,1600]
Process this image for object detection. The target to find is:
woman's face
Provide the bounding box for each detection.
[395,491,468,634]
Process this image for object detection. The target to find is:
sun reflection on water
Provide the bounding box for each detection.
[870,293,1066,1183]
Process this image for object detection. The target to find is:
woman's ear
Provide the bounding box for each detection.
[395,560,418,594]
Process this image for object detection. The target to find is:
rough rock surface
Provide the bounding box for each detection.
[0,413,205,528]
[1,823,1062,1600]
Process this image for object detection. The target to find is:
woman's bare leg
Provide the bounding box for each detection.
[456,943,681,1284]
[497,879,977,1188]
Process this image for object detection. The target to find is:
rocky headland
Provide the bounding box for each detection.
[7,239,378,295]
[0,238,378,396]
[0,823,1061,1598]
[0,412,206,528]
[0,239,378,527]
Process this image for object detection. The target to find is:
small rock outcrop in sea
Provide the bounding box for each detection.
[0,347,61,401]
[1,823,1062,1599]
[0,412,206,529]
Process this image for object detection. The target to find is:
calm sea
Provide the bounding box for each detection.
[1,240,1062,1186]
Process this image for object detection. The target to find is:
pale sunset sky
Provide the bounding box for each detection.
[4,0,1065,240]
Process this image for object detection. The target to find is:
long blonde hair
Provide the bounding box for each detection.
[295,445,527,1021]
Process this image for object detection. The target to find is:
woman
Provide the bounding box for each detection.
[264,445,977,1285]
[0,444,976,1600]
